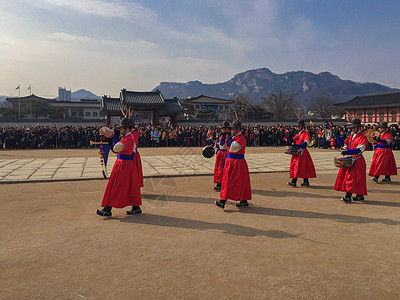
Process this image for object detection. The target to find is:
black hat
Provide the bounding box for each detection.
[221,121,231,128]
[379,122,388,129]
[348,118,362,128]
[297,119,305,127]
[119,117,132,128]
[127,117,135,127]
[232,120,241,129]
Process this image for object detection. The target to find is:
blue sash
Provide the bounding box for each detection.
[377,145,390,149]
[217,149,227,152]
[117,153,134,160]
[227,153,244,159]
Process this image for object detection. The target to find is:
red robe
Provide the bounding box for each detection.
[334,132,368,195]
[368,131,397,176]
[102,133,142,208]
[213,135,228,183]
[131,130,144,187]
[290,130,316,179]
[220,133,252,201]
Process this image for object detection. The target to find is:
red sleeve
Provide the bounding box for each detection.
[237,135,247,148]
[304,131,311,141]
[344,136,351,147]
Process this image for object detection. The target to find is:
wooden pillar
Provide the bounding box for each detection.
[364,108,366,123]
[171,114,178,127]
[152,108,160,126]
[106,114,111,126]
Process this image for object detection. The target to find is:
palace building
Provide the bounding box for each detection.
[181,94,234,120]
[334,91,400,124]
[101,89,183,126]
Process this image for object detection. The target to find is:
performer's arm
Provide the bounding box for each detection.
[373,136,391,144]
[113,141,126,152]
[295,139,310,149]
[342,143,366,155]
[336,136,345,147]
[230,141,242,152]
[219,133,227,146]
[226,133,233,147]
[110,134,120,153]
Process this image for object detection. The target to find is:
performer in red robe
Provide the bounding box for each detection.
[213,121,230,191]
[130,124,144,188]
[288,119,316,187]
[334,119,368,203]
[215,120,251,209]
[369,122,397,183]
[97,118,142,217]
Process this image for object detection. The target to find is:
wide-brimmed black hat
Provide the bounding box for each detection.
[232,120,241,129]
[297,119,305,127]
[379,122,388,129]
[348,118,362,128]
[221,121,231,128]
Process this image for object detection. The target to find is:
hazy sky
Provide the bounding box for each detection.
[1,0,399,98]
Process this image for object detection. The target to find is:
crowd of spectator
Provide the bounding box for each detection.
[1,122,400,150]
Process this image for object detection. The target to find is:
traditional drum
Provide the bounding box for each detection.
[334,155,354,168]
[99,126,114,138]
[202,145,215,158]
[364,129,380,144]
[284,145,299,156]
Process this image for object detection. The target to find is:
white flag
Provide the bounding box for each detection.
[27,85,31,91]
[15,85,20,90]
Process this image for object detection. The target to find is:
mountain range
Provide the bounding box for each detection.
[153,68,398,106]
[71,89,100,100]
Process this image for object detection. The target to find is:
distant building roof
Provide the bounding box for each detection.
[120,89,164,106]
[101,95,182,115]
[101,96,126,113]
[5,94,54,102]
[183,95,234,104]
[334,91,400,108]
[161,98,183,114]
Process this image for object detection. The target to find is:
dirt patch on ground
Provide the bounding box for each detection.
[1,171,399,299]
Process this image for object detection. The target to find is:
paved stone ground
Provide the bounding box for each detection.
[1,149,399,183]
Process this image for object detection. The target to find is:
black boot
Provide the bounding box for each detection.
[96,205,112,217]
[352,194,365,201]
[301,178,310,186]
[213,182,221,191]
[236,200,249,207]
[341,192,352,203]
[127,206,142,215]
[371,175,379,183]
[382,176,391,182]
[215,200,226,209]
[287,178,297,187]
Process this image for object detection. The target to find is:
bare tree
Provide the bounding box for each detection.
[262,91,297,120]
[308,97,335,119]
[232,94,253,119]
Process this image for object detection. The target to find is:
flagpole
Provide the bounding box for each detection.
[28,84,32,116]
[18,85,21,119]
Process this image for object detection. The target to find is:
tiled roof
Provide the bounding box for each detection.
[120,89,164,105]
[183,94,234,104]
[335,92,400,108]
[5,94,54,102]
[161,98,183,114]
[101,97,126,113]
